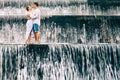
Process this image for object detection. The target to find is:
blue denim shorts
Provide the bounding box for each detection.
[33,23,39,33]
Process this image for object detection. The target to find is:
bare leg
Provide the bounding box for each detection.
[26,32,31,44]
[34,32,40,44]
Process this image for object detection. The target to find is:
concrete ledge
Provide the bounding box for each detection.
[0,43,119,46]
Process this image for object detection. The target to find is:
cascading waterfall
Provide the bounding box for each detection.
[0,0,120,80]
[0,44,120,80]
[0,0,120,44]
[1,0,120,16]
[0,16,120,44]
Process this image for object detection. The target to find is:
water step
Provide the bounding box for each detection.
[1,15,120,24]
[1,15,119,43]
[1,0,87,7]
[1,15,120,19]
[1,1,120,16]
[1,0,120,7]
[0,44,120,80]
[88,0,120,4]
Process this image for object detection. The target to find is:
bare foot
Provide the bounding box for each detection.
[34,41,39,44]
[26,39,31,44]
[26,41,30,44]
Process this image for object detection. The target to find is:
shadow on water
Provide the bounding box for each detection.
[25,45,49,80]
[26,44,49,62]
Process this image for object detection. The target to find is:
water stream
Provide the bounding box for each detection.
[0,0,120,80]
[1,44,120,80]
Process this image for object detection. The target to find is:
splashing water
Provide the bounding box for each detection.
[0,16,120,44]
[0,44,120,80]
[0,0,120,80]
[0,0,120,44]
[1,0,120,16]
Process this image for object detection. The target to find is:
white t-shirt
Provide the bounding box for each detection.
[30,8,40,26]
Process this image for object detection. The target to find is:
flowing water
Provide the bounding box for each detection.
[1,44,120,80]
[0,0,120,80]
[0,0,120,44]
[0,16,120,44]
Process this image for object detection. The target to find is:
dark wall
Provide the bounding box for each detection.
[88,0,120,5]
